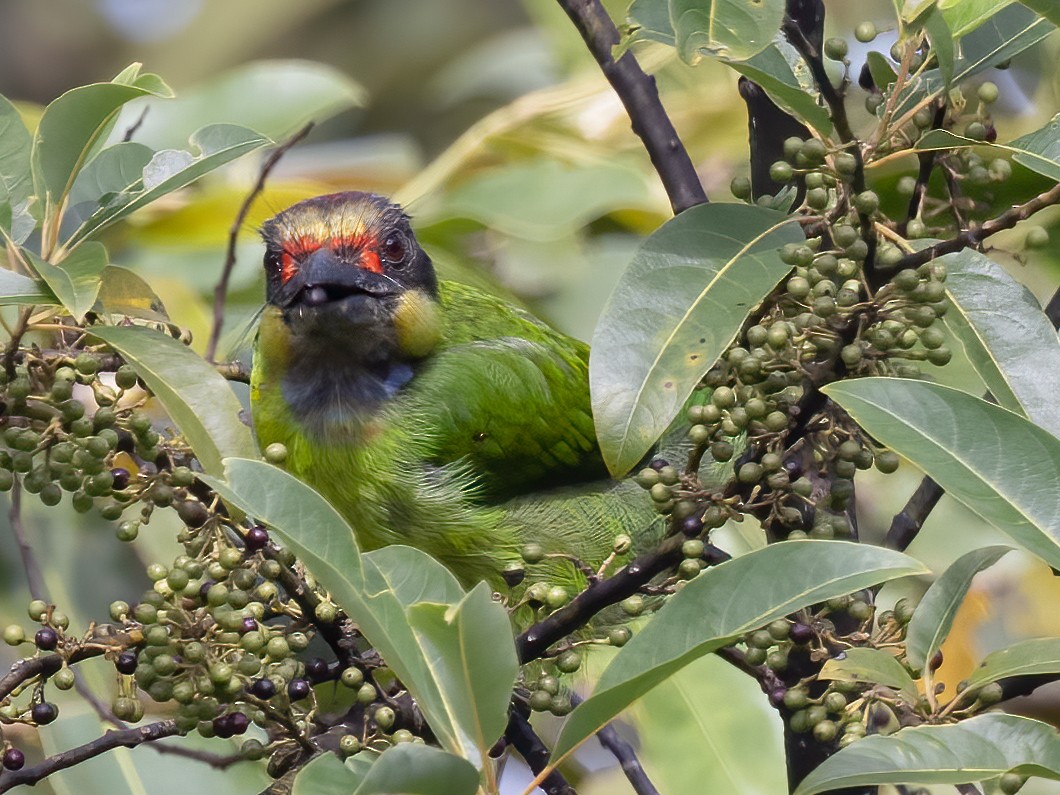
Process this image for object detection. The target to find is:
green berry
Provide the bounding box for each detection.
[999,772,1025,794]
[621,595,646,617]
[770,161,794,183]
[264,443,287,464]
[374,706,395,730]
[521,542,545,564]
[854,21,877,42]
[3,625,25,646]
[854,191,879,215]
[608,627,632,647]
[556,651,581,673]
[730,176,752,200]
[824,37,848,60]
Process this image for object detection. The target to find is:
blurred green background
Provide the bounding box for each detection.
[0,1,1057,792]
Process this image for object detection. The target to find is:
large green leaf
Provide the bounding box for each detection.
[31,65,172,212]
[914,117,1060,182]
[728,41,834,135]
[823,379,1060,570]
[0,94,34,243]
[89,325,256,476]
[94,265,168,321]
[113,60,365,152]
[353,744,479,795]
[0,268,56,306]
[633,653,787,795]
[818,647,919,705]
[669,0,785,63]
[546,541,925,767]
[66,124,269,247]
[905,546,1011,672]
[1020,0,1060,27]
[965,637,1060,689]
[293,752,361,794]
[938,250,1060,437]
[939,0,1016,36]
[793,714,1060,794]
[208,459,515,770]
[590,203,802,476]
[24,242,108,321]
[63,141,154,230]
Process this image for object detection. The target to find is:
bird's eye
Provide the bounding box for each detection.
[380,234,408,264]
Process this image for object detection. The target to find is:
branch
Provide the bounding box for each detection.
[889,181,1060,272]
[205,123,314,363]
[0,720,181,792]
[9,483,46,601]
[554,0,707,213]
[899,103,946,235]
[505,708,577,795]
[568,693,660,795]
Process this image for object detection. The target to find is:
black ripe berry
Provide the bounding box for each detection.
[2,748,25,771]
[115,650,138,675]
[790,623,814,645]
[287,678,311,701]
[32,702,58,725]
[110,468,131,491]
[245,525,269,552]
[35,627,58,651]
[649,458,670,471]
[305,657,329,683]
[249,677,276,699]
[680,514,704,536]
[227,711,249,735]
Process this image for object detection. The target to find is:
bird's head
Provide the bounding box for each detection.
[260,192,442,361]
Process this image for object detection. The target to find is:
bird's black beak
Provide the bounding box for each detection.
[274,248,400,310]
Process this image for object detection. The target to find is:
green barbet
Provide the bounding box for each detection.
[251,192,662,592]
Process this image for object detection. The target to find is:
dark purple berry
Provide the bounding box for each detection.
[32,702,58,725]
[115,431,135,454]
[245,525,269,551]
[984,125,997,143]
[680,514,704,536]
[199,580,215,600]
[241,618,258,634]
[929,650,944,671]
[115,650,138,675]
[212,714,234,739]
[110,467,131,491]
[176,500,208,528]
[649,458,670,471]
[287,678,311,701]
[35,627,58,651]
[228,711,249,735]
[769,687,787,707]
[790,623,814,645]
[2,748,25,771]
[305,658,329,683]
[249,678,276,699]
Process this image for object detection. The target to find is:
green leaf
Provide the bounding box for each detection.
[905,546,1011,671]
[818,647,920,705]
[207,459,506,768]
[24,242,108,321]
[865,51,898,89]
[0,268,56,306]
[915,116,1060,182]
[436,159,655,242]
[938,249,1060,437]
[64,141,154,228]
[669,0,785,63]
[88,325,256,476]
[1020,0,1060,27]
[114,60,366,152]
[0,93,34,242]
[633,653,787,795]
[32,70,171,213]
[66,124,269,247]
[589,203,803,476]
[406,584,518,764]
[293,752,360,794]
[353,744,480,795]
[548,541,925,766]
[939,0,1016,36]
[923,7,955,86]
[822,379,1060,570]
[965,637,1060,689]
[727,41,834,134]
[793,714,1060,794]
[94,265,168,321]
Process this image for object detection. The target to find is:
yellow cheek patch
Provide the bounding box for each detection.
[393,290,442,358]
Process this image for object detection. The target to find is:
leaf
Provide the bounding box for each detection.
[914,116,1060,182]
[633,653,787,795]
[88,325,256,476]
[939,0,1016,36]
[589,203,803,476]
[31,68,171,212]
[547,541,926,767]
[94,265,168,321]
[793,714,1060,794]
[353,744,480,795]
[406,585,518,763]
[207,459,508,768]
[24,242,108,321]
[0,268,56,306]
[66,124,269,247]
[923,7,955,86]
[63,141,154,230]
[113,60,366,152]
[0,93,34,241]
[818,647,920,705]
[822,379,1060,570]
[1020,0,1060,27]
[727,40,834,134]
[965,637,1060,689]
[865,51,898,89]
[669,0,785,63]
[905,546,1011,671]
[938,249,1060,438]
[293,752,359,794]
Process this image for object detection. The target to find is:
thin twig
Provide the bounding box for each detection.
[0,720,182,792]
[569,693,660,795]
[205,123,314,363]
[899,103,946,236]
[554,0,707,213]
[505,708,577,795]
[8,483,46,601]
[215,360,252,383]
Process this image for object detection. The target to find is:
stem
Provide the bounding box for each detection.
[553,0,707,213]
[505,708,577,795]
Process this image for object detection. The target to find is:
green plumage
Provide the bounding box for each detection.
[251,193,660,594]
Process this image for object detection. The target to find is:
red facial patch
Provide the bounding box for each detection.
[359,250,382,274]
[278,232,381,282]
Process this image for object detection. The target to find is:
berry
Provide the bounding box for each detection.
[769,161,794,183]
[287,678,311,701]
[556,651,581,673]
[305,658,329,683]
[3,625,25,646]
[854,21,877,42]
[264,442,288,464]
[28,599,48,621]
[35,627,58,651]
[244,525,269,551]
[115,650,138,674]
[2,748,25,771]
[824,37,848,60]
[374,706,396,730]
[790,623,814,644]
[249,677,276,699]
[32,702,58,725]
[730,176,752,200]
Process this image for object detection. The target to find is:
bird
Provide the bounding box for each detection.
[249,191,662,596]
